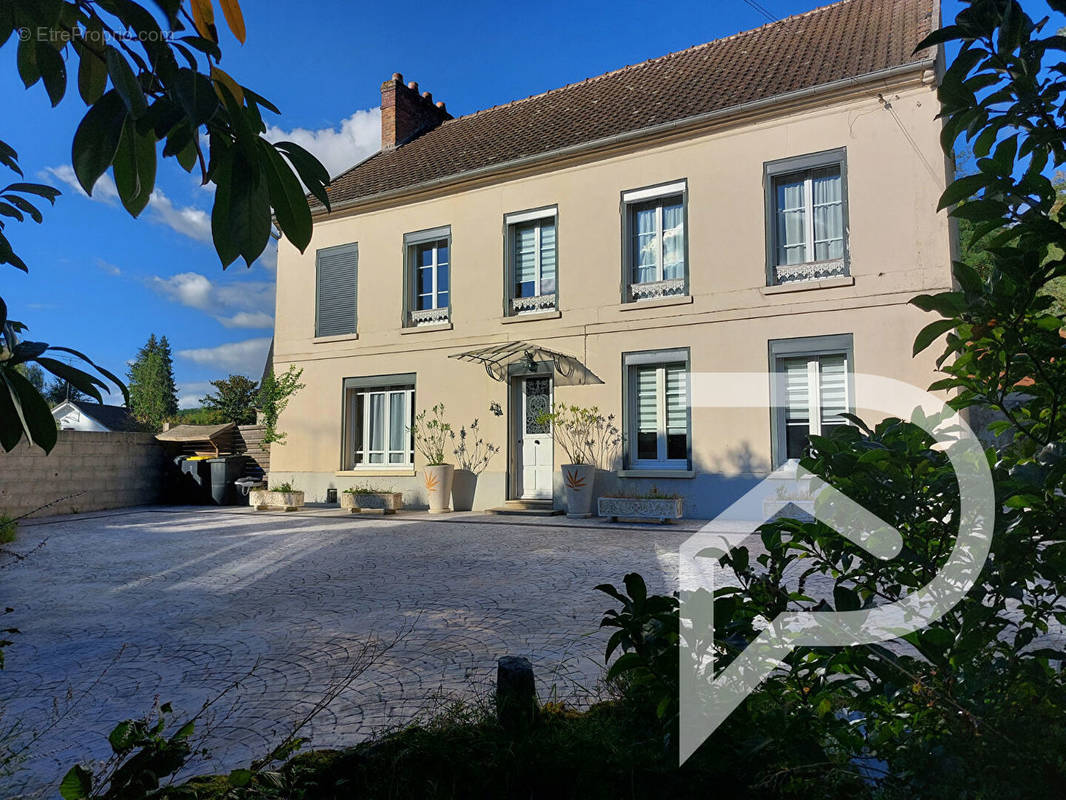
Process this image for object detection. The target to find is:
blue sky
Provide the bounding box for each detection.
[1,0,973,408]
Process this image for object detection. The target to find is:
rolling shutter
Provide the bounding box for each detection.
[818,354,849,425]
[316,243,358,337]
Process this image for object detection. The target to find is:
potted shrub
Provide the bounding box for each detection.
[598,488,684,523]
[449,415,501,511]
[340,485,404,514]
[412,403,454,513]
[536,405,621,518]
[249,481,305,512]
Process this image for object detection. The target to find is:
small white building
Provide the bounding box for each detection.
[52,400,140,432]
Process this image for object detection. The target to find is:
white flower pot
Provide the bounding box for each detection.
[424,464,455,513]
[249,489,304,512]
[562,464,596,518]
[451,469,478,512]
[598,496,684,524]
[341,491,403,514]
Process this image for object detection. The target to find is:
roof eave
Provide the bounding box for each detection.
[313,57,936,219]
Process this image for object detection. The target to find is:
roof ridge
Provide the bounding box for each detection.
[443,0,864,124]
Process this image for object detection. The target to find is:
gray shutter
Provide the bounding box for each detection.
[316,243,358,337]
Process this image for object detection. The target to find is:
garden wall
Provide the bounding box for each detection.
[0,431,166,519]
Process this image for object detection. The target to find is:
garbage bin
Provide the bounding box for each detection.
[162,454,188,504]
[207,455,249,505]
[180,457,212,504]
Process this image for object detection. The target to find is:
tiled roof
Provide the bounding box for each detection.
[323,0,936,208]
[67,401,142,432]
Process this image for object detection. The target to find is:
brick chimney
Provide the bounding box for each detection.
[380,73,452,150]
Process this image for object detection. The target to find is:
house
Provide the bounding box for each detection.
[270,0,953,517]
[52,400,141,433]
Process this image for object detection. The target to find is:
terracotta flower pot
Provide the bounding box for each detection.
[424,464,455,513]
[451,468,478,511]
[562,464,596,518]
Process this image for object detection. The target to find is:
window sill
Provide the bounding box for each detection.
[617,295,694,312]
[502,310,561,324]
[617,469,696,479]
[400,322,453,335]
[761,276,854,295]
[336,468,416,478]
[313,332,359,344]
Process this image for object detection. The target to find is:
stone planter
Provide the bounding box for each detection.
[249,489,305,512]
[598,496,683,524]
[451,469,478,512]
[341,490,403,514]
[562,464,597,518]
[424,464,455,513]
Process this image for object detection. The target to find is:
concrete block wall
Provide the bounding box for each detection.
[0,431,166,519]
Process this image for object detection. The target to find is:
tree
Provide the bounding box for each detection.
[202,374,257,424]
[255,364,304,444]
[172,406,222,425]
[44,378,85,406]
[14,363,44,392]
[0,0,331,453]
[128,334,178,431]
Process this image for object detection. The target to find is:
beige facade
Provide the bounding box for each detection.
[271,69,953,517]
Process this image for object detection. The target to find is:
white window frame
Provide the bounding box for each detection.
[403,226,451,327]
[621,180,688,302]
[623,348,690,470]
[342,374,416,470]
[504,206,558,315]
[768,335,854,467]
[764,149,849,286]
[414,240,449,310]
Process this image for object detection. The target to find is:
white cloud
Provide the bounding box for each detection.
[177,337,272,376]
[148,189,212,243]
[256,240,278,271]
[40,165,211,244]
[177,381,215,409]
[265,108,380,179]
[150,272,215,310]
[218,311,275,329]
[96,258,121,276]
[147,272,275,330]
[42,165,118,202]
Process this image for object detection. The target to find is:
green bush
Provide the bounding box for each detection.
[0,516,15,544]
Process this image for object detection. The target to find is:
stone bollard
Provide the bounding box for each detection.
[496,655,536,734]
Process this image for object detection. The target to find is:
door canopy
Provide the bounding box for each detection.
[448,341,602,385]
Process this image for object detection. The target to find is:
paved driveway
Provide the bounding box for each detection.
[0,507,687,798]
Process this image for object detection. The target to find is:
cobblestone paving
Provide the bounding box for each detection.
[0,507,687,798]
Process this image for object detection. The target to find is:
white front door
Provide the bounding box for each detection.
[516,376,553,500]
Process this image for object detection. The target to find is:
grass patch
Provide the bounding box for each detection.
[0,516,15,544]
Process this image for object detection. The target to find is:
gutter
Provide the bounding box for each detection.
[316,58,936,218]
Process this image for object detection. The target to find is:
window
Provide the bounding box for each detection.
[622,181,687,302]
[404,226,451,327]
[343,375,415,469]
[624,349,690,469]
[769,335,853,466]
[765,149,849,285]
[315,243,358,337]
[505,207,557,315]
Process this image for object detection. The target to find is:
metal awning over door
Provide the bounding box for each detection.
[448,341,602,385]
